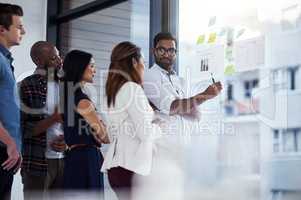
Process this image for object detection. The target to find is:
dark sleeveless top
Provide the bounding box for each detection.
[63,88,99,147]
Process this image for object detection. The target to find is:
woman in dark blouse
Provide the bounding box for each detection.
[61,50,109,192]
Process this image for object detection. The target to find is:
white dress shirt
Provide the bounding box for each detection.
[45,81,64,159]
[101,82,161,176]
[143,64,197,158]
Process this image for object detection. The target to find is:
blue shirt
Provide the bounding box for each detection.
[0,44,21,151]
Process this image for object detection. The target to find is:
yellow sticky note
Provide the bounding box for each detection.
[207,32,216,43]
[197,34,205,44]
[224,64,235,75]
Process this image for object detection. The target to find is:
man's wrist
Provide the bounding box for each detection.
[195,93,207,105]
[5,136,16,148]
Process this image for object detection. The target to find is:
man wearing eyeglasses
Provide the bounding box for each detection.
[144,31,222,120]
[139,32,223,199]
[142,32,223,191]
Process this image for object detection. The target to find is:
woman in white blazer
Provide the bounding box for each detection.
[102,41,161,200]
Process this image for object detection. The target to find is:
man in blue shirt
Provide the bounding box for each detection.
[0,3,25,200]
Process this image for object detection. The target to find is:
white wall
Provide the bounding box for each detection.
[0,1,47,200]
[0,0,47,82]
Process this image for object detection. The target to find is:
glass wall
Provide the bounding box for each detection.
[59,0,150,112]
[179,0,301,199]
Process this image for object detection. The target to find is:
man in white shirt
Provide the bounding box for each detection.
[135,32,221,200]
[20,41,65,199]
[144,32,222,149]
[140,32,222,199]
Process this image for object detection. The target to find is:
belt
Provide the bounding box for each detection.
[66,144,99,151]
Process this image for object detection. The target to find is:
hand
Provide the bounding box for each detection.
[202,81,222,100]
[2,142,21,171]
[51,106,63,123]
[94,134,110,144]
[14,155,22,173]
[101,134,110,144]
[99,121,110,144]
[50,135,66,152]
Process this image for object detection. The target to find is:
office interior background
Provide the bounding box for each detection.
[2,0,301,199]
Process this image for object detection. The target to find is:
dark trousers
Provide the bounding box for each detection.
[44,158,64,200]
[21,171,46,200]
[45,158,64,190]
[0,147,14,200]
[108,167,134,200]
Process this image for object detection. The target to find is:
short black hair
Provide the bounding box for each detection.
[63,50,92,84]
[153,32,177,48]
[0,3,23,30]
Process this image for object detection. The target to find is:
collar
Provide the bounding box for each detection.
[34,68,61,83]
[0,44,12,61]
[153,63,176,76]
[34,68,47,76]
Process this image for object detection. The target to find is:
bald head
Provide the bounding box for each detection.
[30,41,61,69]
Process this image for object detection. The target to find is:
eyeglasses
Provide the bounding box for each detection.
[155,47,177,56]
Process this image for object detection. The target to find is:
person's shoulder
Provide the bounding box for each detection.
[144,65,162,81]
[0,52,6,61]
[0,53,8,72]
[120,81,141,91]
[146,64,161,75]
[21,74,44,86]
[75,88,89,99]
[117,82,144,97]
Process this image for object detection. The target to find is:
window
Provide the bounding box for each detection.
[273,128,301,153]
[273,130,280,153]
[297,129,301,151]
[227,83,233,101]
[272,66,299,92]
[271,190,282,200]
[287,66,299,90]
[283,130,296,152]
[244,81,251,98]
[243,79,258,98]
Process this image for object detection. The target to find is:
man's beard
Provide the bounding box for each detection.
[155,57,174,72]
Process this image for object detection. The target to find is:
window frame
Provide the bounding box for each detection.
[47,0,179,71]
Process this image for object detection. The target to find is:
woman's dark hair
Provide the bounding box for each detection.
[62,50,92,84]
[62,50,92,125]
[106,41,142,107]
[0,3,23,30]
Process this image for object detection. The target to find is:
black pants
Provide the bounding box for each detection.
[0,146,14,200]
[108,167,134,200]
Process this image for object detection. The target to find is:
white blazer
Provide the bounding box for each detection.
[101,82,161,176]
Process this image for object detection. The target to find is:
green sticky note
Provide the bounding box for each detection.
[224,64,235,75]
[197,34,205,44]
[225,47,233,60]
